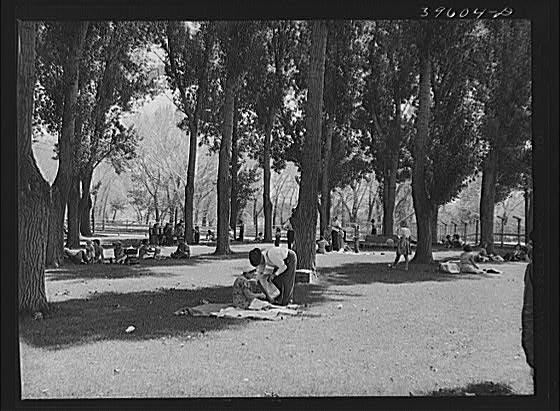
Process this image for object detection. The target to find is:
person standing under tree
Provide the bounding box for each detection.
[391,220,411,270]
[283,209,296,250]
[274,227,282,247]
[331,216,341,251]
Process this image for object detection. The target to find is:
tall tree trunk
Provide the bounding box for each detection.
[294,21,327,270]
[253,198,259,237]
[46,22,88,267]
[382,149,399,236]
[18,21,51,313]
[480,147,498,253]
[320,119,333,239]
[230,98,240,238]
[66,175,81,247]
[524,186,533,243]
[431,204,439,244]
[215,74,237,254]
[263,115,274,242]
[153,194,160,222]
[411,30,433,264]
[79,168,93,236]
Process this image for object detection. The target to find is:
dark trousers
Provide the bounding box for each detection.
[287,230,295,250]
[275,235,281,247]
[271,250,297,306]
[331,230,339,251]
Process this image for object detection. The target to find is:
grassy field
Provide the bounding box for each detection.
[19,244,533,398]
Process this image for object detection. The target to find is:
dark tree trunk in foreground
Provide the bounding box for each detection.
[294,21,328,270]
[215,75,237,255]
[320,120,333,239]
[263,116,274,242]
[411,32,433,264]
[66,175,81,248]
[382,161,397,236]
[230,99,240,238]
[18,21,51,313]
[79,169,93,236]
[480,147,498,253]
[46,22,88,267]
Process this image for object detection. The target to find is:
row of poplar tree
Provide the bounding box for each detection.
[18,19,530,313]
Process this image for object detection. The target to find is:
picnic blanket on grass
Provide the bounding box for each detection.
[174,299,302,321]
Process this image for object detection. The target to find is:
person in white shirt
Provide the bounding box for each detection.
[248,247,297,306]
[391,220,412,270]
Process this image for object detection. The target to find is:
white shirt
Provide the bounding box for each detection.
[256,247,289,277]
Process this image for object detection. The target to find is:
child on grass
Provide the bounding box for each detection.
[232,270,267,309]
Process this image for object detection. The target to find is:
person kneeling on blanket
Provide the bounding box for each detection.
[249,247,297,306]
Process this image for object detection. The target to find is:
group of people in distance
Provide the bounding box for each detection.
[63,239,104,265]
[441,233,465,248]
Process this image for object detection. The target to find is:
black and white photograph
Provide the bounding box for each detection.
[4,0,558,407]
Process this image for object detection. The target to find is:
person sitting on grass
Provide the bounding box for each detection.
[316,236,329,254]
[113,241,127,264]
[452,234,463,248]
[459,244,484,274]
[254,232,263,242]
[444,234,453,248]
[138,239,162,259]
[249,246,297,306]
[63,247,88,264]
[84,240,95,263]
[170,241,190,259]
[232,270,267,309]
[206,230,216,242]
[390,220,411,271]
[93,239,105,264]
[476,242,491,263]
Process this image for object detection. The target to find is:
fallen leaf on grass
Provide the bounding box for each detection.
[125,326,135,333]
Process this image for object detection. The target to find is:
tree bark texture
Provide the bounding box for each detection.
[411,32,433,264]
[215,74,237,254]
[480,147,498,253]
[18,21,51,313]
[66,175,81,248]
[230,98,240,237]
[382,95,402,236]
[320,119,333,239]
[79,169,93,236]
[293,21,327,270]
[263,115,274,242]
[46,22,88,267]
[431,204,439,244]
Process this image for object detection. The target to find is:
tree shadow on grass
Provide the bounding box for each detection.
[317,262,491,286]
[46,258,208,282]
[427,381,515,396]
[19,282,330,350]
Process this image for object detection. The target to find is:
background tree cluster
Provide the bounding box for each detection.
[20,18,532,311]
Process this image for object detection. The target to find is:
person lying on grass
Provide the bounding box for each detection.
[459,245,484,274]
[249,247,297,306]
[170,241,190,259]
[63,247,88,264]
[139,239,162,259]
[232,270,267,309]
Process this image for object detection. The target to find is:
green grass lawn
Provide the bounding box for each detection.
[19,245,533,398]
